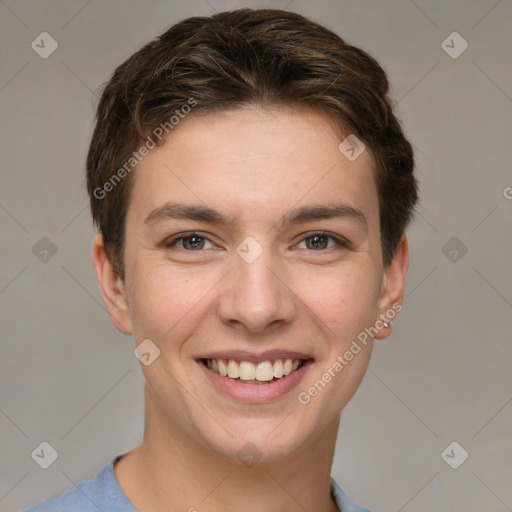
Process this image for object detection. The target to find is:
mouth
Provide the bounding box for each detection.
[200,357,310,384]
[195,352,314,403]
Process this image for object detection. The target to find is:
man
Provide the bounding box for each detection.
[24,8,418,512]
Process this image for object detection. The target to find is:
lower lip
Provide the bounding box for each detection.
[197,359,314,404]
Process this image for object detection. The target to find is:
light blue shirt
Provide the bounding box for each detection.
[22,456,371,512]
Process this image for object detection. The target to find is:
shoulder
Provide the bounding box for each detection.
[330,476,373,512]
[21,456,135,512]
[21,478,95,512]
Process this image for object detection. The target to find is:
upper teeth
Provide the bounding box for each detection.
[206,358,301,381]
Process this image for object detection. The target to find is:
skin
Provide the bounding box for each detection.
[92,105,409,512]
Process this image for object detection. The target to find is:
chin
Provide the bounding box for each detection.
[193,413,320,466]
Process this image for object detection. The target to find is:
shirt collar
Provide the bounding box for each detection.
[104,457,369,511]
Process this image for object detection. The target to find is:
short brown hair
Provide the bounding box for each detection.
[87,8,418,280]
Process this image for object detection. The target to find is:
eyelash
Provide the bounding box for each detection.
[163,231,351,252]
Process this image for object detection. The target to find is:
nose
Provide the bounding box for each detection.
[216,247,296,334]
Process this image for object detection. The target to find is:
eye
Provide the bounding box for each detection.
[164,232,215,251]
[163,231,350,253]
[296,232,349,251]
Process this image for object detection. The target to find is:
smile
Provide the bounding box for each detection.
[204,358,305,383]
[196,352,315,403]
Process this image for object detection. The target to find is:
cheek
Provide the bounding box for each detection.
[297,263,381,333]
[128,265,201,342]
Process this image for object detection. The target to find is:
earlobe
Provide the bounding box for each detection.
[374,234,409,340]
[91,232,133,335]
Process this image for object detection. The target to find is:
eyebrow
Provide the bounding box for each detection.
[144,202,367,231]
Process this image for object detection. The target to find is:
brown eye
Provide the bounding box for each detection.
[305,234,329,250]
[165,233,214,251]
[181,236,206,250]
[297,232,348,251]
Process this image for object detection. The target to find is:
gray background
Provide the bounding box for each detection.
[1,0,511,511]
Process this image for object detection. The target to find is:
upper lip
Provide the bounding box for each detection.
[196,350,314,365]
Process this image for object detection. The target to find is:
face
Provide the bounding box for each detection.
[94,105,408,463]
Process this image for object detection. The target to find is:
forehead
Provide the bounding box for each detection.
[128,105,379,230]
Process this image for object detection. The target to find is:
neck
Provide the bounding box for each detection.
[114,386,341,512]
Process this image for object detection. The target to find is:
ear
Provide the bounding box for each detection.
[91,232,133,335]
[374,233,409,340]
